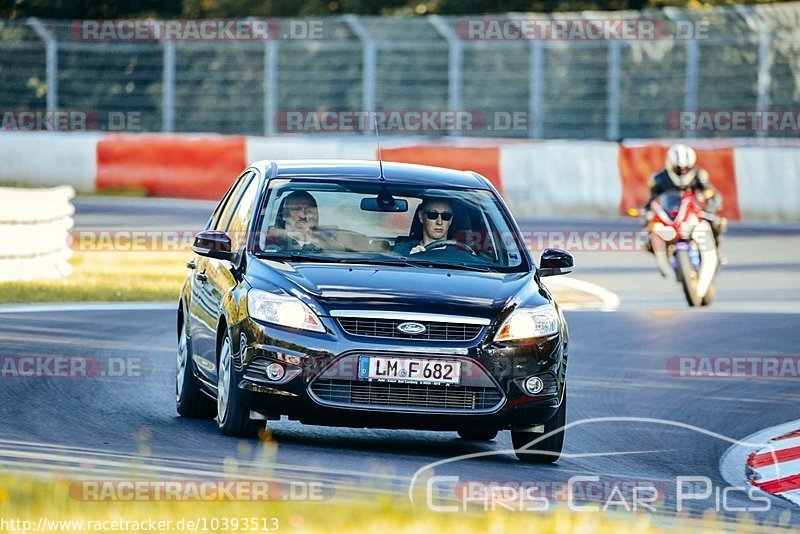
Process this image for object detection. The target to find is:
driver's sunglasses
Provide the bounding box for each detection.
[424,210,453,221]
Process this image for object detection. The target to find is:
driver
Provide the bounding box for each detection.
[393,198,454,256]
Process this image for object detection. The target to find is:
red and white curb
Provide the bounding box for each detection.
[720,419,800,508]
[747,429,800,506]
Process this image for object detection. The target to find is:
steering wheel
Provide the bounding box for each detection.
[424,239,476,255]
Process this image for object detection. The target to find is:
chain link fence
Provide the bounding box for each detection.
[0,4,798,139]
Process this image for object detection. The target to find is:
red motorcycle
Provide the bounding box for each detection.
[633,190,720,307]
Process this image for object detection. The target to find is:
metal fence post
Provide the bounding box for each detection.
[755,31,773,140]
[264,41,278,135]
[27,18,58,112]
[162,40,176,133]
[684,38,699,139]
[429,16,463,136]
[344,15,377,135]
[510,14,544,139]
[606,40,621,141]
[529,41,544,139]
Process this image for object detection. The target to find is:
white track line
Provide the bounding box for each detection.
[545,276,620,312]
[0,302,174,313]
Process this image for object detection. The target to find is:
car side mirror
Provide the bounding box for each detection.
[192,230,235,261]
[539,248,573,277]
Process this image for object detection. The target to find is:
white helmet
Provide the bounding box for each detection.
[666,144,697,188]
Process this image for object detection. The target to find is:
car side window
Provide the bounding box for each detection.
[214,171,254,232]
[225,176,260,252]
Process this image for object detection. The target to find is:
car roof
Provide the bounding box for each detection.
[253,159,490,190]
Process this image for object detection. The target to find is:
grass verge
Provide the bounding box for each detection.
[0,251,188,304]
[0,473,688,534]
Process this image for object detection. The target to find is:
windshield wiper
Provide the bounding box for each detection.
[259,254,417,267]
[258,253,334,263]
[259,254,493,272]
[351,257,492,271]
[400,259,493,272]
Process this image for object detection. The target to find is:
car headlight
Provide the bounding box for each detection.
[495,304,560,342]
[247,289,325,333]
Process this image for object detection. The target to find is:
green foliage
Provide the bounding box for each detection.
[1,0,796,18]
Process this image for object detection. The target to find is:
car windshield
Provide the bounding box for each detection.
[252,179,528,272]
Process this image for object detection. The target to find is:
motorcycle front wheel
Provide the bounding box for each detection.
[675,249,701,307]
[701,281,716,306]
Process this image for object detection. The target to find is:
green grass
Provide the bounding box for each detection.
[0,472,690,534]
[78,187,150,197]
[0,251,188,304]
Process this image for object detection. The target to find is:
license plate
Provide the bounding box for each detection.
[358,356,461,386]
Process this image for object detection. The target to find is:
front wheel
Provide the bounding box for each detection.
[216,333,263,438]
[675,249,701,307]
[701,281,716,307]
[511,390,567,463]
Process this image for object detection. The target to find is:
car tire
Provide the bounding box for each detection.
[458,429,498,441]
[511,390,566,463]
[216,332,263,438]
[176,318,216,419]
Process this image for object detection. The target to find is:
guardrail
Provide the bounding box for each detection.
[1,132,799,221]
[0,186,75,282]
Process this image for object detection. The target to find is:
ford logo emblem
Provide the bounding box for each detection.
[397,322,426,335]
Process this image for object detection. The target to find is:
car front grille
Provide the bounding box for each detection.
[337,318,483,342]
[310,379,503,412]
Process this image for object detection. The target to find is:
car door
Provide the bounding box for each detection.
[188,171,255,381]
[192,172,259,383]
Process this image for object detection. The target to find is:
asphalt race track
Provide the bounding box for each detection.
[2,197,799,529]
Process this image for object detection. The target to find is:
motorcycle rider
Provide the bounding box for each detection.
[644,144,727,271]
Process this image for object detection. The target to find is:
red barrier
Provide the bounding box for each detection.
[96,135,246,199]
[618,143,740,220]
[381,146,502,194]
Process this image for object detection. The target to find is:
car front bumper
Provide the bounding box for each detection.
[231,315,567,431]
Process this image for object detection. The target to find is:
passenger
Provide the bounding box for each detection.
[269,191,340,251]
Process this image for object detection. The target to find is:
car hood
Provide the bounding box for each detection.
[247,259,543,320]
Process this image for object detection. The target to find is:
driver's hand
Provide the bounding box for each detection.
[409,244,426,255]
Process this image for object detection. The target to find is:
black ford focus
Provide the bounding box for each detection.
[177,159,574,462]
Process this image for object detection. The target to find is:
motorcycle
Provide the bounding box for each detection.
[631,190,720,307]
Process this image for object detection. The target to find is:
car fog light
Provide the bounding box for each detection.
[524,376,544,395]
[265,362,285,381]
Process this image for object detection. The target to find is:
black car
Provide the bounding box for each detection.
[177,159,574,462]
